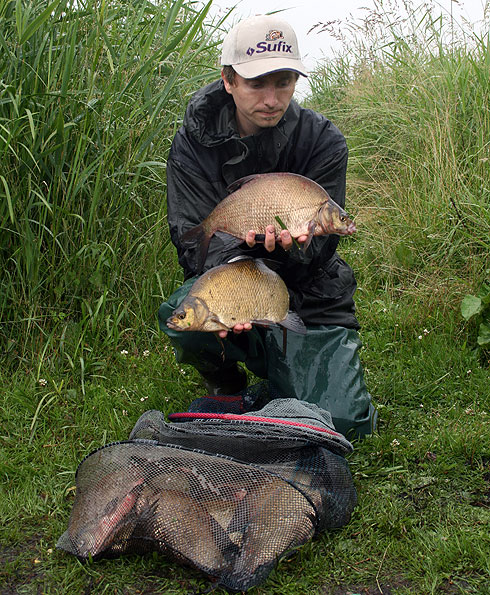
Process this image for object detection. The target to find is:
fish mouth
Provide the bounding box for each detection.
[320,221,357,235]
[346,221,357,234]
[166,317,183,330]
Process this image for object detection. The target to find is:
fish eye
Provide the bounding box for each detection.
[340,215,346,222]
[177,312,186,320]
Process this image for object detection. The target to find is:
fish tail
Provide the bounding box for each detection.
[181,224,211,273]
[280,311,307,335]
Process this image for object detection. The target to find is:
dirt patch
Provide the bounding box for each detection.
[322,576,412,595]
[0,535,45,595]
[438,577,477,593]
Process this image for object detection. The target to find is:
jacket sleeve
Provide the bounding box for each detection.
[166,136,247,278]
[278,115,358,327]
[284,113,349,269]
[305,144,348,267]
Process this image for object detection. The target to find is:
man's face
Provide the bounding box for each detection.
[222,70,297,137]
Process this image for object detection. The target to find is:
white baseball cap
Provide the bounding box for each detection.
[220,14,308,79]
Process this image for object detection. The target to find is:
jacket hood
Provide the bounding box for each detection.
[183,80,238,147]
[183,79,301,148]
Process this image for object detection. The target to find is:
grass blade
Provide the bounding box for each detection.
[18,0,66,45]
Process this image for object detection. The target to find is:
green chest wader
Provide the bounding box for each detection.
[158,279,376,438]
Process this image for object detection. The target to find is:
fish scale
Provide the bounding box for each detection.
[166,259,306,334]
[211,182,318,238]
[181,172,356,273]
[192,260,288,327]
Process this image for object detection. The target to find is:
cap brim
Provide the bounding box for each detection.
[232,57,308,79]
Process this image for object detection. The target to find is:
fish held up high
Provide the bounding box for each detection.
[181,172,357,272]
[166,258,306,335]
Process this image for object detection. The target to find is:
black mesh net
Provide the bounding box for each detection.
[57,390,357,592]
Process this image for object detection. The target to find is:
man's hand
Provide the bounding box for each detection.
[246,226,308,251]
[218,322,252,339]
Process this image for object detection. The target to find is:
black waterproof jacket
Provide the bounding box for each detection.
[166,79,360,329]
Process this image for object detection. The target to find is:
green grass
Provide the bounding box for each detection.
[1,333,489,594]
[0,0,225,364]
[1,0,490,593]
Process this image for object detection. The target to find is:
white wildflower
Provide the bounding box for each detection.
[143,350,150,357]
[120,349,129,356]
[391,439,400,447]
[39,378,48,386]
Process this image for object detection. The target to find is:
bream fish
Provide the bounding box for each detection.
[181,172,357,272]
[166,258,306,334]
[67,469,144,558]
[228,475,316,589]
[135,487,232,576]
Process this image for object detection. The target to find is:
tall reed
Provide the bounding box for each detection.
[307,0,490,305]
[0,0,223,369]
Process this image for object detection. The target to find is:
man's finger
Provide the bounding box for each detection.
[245,230,256,247]
[278,229,293,250]
[232,322,253,334]
[264,225,276,252]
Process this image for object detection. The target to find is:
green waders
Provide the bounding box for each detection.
[158,278,377,439]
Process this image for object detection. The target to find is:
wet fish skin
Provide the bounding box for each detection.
[68,472,144,558]
[229,477,316,586]
[166,259,306,335]
[181,172,356,272]
[138,488,232,575]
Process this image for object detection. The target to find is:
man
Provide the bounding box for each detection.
[158,14,377,438]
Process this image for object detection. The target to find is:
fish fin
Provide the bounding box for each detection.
[214,230,244,247]
[250,319,272,328]
[139,495,160,523]
[227,255,254,264]
[226,174,260,193]
[213,332,226,362]
[280,311,307,334]
[208,514,240,561]
[302,220,316,252]
[208,316,230,332]
[256,258,282,272]
[181,224,210,273]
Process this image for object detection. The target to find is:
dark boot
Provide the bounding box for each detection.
[200,364,248,396]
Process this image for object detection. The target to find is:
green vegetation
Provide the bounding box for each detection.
[1,1,489,593]
[0,0,222,370]
[461,281,490,350]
